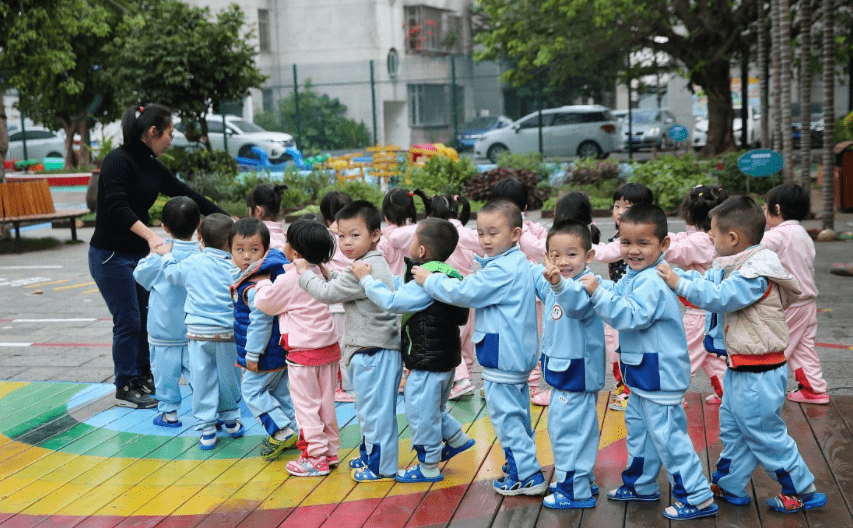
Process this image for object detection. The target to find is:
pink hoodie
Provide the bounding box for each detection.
[378,222,417,276]
[263,220,287,253]
[665,226,715,274]
[761,220,817,303]
[447,219,477,276]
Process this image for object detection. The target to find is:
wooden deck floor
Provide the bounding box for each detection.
[0,381,851,528]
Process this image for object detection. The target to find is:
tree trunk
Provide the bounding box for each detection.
[771,0,782,152]
[800,0,813,189]
[822,0,835,230]
[0,91,7,183]
[759,7,769,148]
[63,122,77,170]
[697,60,735,156]
[78,121,91,167]
[780,0,794,182]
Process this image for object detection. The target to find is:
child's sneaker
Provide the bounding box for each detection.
[705,393,722,404]
[286,454,330,477]
[449,379,475,400]
[607,485,661,501]
[766,492,827,513]
[531,390,551,407]
[440,438,475,462]
[787,387,830,405]
[711,483,750,505]
[396,464,444,483]
[153,413,182,428]
[199,433,217,450]
[259,430,297,461]
[351,466,395,482]
[662,501,718,520]
[348,456,367,469]
[543,490,596,509]
[609,384,629,411]
[334,388,356,403]
[224,420,244,438]
[493,471,548,496]
[327,455,339,467]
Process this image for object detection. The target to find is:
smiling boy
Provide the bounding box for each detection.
[581,204,716,521]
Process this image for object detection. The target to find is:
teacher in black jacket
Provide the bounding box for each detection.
[89,104,226,409]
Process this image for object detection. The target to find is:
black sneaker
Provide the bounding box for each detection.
[116,379,157,409]
[138,372,156,394]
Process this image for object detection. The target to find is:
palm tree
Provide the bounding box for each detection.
[780,0,794,182]
[771,0,782,152]
[800,0,814,189]
[822,0,835,230]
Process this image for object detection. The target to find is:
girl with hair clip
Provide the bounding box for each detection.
[247,183,288,251]
[379,187,419,276]
[665,185,729,405]
[414,190,479,399]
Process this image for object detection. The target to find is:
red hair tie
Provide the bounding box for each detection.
[408,192,414,197]
[139,106,145,113]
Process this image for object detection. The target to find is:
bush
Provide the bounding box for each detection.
[463,167,547,210]
[497,151,548,176]
[406,155,477,195]
[628,154,716,212]
[318,180,385,210]
[563,158,622,185]
[711,151,783,195]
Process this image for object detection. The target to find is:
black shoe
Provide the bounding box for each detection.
[138,372,155,394]
[116,379,157,409]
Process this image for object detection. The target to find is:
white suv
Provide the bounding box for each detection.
[173,115,301,164]
[474,105,619,163]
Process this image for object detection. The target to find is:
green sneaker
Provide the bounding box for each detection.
[260,430,297,461]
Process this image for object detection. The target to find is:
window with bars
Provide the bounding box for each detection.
[408,84,464,127]
[258,9,270,52]
[404,5,444,53]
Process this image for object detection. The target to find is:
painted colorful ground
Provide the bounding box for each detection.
[0,382,851,528]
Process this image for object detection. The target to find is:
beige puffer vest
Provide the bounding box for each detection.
[717,246,801,357]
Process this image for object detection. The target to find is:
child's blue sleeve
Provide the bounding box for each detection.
[360,275,433,314]
[160,253,190,286]
[590,273,661,331]
[552,277,594,318]
[676,272,769,313]
[133,253,162,291]
[531,264,553,302]
[245,288,274,362]
[423,262,513,309]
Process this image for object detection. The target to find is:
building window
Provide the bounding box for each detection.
[258,9,270,52]
[262,89,274,113]
[408,84,464,127]
[404,5,444,53]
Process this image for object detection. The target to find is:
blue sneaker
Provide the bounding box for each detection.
[493,471,548,496]
[543,490,596,509]
[711,483,750,505]
[396,465,444,483]
[152,413,182,428]
[440,438,475,462]
[199,433,217,450]
[766,492,827,513]
[662,501,718,520]
[607,485,661,502]
[348,457,367,470]
[224,420,244,438]
[351,466,395,483]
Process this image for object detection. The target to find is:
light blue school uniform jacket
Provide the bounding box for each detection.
[589,255,690,405]
[422,246,538,385]
[532,266,605,392]
[133,239,200,345]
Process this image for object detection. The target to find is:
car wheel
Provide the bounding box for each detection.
[46,152,62,158]
[577,141,602,159]
[238,144,262,161]
[487,144,508,164]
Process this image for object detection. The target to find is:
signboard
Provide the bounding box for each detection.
[668,124,689,142]
[738,149,783,177]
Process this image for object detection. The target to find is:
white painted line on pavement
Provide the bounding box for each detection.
[11,318,99,322]
[0,342,34,347]
[0,266,63,269]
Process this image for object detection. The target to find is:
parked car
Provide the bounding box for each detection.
[474,105,619,163]
[172,115,302,165]
[695,106,761,151]
[455,115,513,151]
[792,102,824,148]
[6,126,65,162]
[622,109,679,150]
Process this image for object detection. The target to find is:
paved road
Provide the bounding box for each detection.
[2,187,852,396]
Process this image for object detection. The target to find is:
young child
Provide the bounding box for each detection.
[228,218,296,461]
[535,220,605,509]
[254,219,342,475]
[592,182,654,411]
[657,196,827,514]
[379,187,419,276]
[154,213,243,450]
[413,200,544,496]
[133,196,201,427]
[247,183,288,251]
[762,183,829,404]
[665,185,729,404]
[297,200,402,482]
[581,204,716,520]
[352,218,475,483]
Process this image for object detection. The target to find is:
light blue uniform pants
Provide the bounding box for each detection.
[713,365,814,496]
[150,343,191,414]
[548,390,599,499]
[404,369,462,466]
[241,368,296,436]
[484,379,541,481]
[350,348,403,477]
[188,340,241,434]
[622,393,713,506]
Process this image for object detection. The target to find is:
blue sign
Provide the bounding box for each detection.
[737,149,783,177]
[668,124,689,142]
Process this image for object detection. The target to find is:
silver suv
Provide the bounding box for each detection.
[173,115,301,164]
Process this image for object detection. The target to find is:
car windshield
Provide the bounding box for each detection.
[792,102,823,119]
[630,110,658,124]
[463,117,496,129]
[228,119,267,134]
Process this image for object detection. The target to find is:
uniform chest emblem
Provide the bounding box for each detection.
[551,304,563,320]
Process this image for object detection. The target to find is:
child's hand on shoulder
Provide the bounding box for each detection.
[246,360,259,373]
[656,263,679,290]
[254,272,271,283]
[412,266,433,285]
[579,274,599,295]
[351,261,372,280]
[293,258,309,274]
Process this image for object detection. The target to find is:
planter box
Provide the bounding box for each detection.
[6,173,92,187]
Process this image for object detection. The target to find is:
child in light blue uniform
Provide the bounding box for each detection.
[533,221,605,509]
[353,218,475,483]
[657,196,826,515]
[154,213,243,450]
[414,200,543,496]
[229,218,296,461]
[581,204,716,521]
[133,196,201,427]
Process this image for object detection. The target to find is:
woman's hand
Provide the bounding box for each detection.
[148,235,166,254]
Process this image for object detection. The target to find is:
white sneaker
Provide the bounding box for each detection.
[449,379,475,400]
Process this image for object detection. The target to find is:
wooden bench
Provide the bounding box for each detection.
[1,179,89,252]
[3,208,91,252]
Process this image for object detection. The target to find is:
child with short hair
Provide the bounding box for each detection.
[657,196,826,514]
[254,219,342,475]
[297,200,402,482]
[154,213,243,450]
[352,218,475,483]
[592,182,654,411]
[535,220,605,509]
[133,196,201,427]
[247,183,288,251]
[581,204,716,520]
[665,185,729,404]
[413,200,544,496]
[762,183,828,404]
[228,218,296,461]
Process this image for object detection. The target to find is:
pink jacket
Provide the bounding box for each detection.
[761,220,817,304]
[379,222,417,276]
[665,226,715,274]
[593,237,622,263]
[264,221,287,253]
[516,216,548,262]
[253,263,340,351]
[448,219,476,276]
